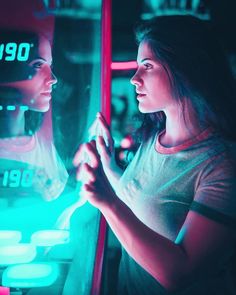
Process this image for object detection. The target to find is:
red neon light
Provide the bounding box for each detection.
[111,61,137,70]
[91,0,111,295]
[101,0,111,124]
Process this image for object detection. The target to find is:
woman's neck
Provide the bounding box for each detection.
[160,104,205,147]
[0,111,26,138]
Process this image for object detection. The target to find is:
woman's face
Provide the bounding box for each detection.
[130,41,176,114]
[0,36,57,112]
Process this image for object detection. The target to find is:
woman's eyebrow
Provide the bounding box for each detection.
[140,58,153,63]
[32,57,52,65]
[33,56,46,61]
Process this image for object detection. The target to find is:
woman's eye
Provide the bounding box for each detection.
[32,62,43,69]
[29,60,45,69]
[144,63,153,69]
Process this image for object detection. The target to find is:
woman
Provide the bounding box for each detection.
[0,29,68,205]
[74,15,236,295]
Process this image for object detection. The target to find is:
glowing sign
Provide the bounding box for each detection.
[0,42,32,61]
[2,169,33,188]
[2,263,59,288]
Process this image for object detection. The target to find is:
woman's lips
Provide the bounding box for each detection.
[41,92,51,96]
[137,93,146,100]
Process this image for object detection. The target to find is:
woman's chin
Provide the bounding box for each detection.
[29,104,50,113]
[138,105,153,114]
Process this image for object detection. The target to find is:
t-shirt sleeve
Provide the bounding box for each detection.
[190,152,236,228]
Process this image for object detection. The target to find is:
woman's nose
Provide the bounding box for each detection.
[130,71,142,86]
[47,71,57,86]
[51,72,57,85]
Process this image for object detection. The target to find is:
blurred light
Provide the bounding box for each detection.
[31,230,70,247]
[111,61,137,70]
[143,0,209,20]
[2,263,59,288]
[0,287,10,295]
[0,244,36,265]
[6,106,16,111]
[80,0,101,10]
[120,136,133,149]
[0,230,22,246]
[118,150,126,161]
[19,105,29,111]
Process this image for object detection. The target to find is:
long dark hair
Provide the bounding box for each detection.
[133,15,236,143]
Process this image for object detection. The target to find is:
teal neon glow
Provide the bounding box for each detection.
[0,231,22,245]
[2,263,59,288]
[19,105,29,111]
[6,105,16,111]
[0,244,36,265]
[0,105,29,111]
[0,42,31,61]
[31,230,70,246]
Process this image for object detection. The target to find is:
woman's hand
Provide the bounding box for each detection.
[73,139,117,210]
[89,112,115,169]
[88,112,123,191]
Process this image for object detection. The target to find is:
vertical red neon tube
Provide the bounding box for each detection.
[91,0,111,294]
[101,0,112,124]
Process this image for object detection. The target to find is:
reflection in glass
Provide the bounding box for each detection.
[0,1,102,294]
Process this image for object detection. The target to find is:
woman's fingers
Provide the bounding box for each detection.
[73,140,100,168]
[96,135,111,159]
[88,112,114,153]
[76,162,96,182]
[96,112,114,152]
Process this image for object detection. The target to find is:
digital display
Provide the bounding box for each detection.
[2,169,33,188]
[0,42,32,62]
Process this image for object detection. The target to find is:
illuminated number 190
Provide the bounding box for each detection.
[0,43,31,61]
[2,169,33,187]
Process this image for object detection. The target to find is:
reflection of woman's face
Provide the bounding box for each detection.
[1,36,57,112]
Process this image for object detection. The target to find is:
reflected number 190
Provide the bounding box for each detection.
[0,42,31,61]
[2,169,33,188]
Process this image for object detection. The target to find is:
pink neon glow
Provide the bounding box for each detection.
[0,287,10,295]
[91,0,111,295]
[101,1,111,124]
[120,135,133,148]
[111,61,137,70]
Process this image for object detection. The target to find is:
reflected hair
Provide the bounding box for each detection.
[133,15,236,142]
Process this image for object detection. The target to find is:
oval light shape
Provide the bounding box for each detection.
[31,230,70,246]
[2,263,59,288]
[0,230,22,245]
[0,244,36,265]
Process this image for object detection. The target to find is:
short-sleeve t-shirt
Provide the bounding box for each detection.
[117,128,236,295]
[0,132,68,203]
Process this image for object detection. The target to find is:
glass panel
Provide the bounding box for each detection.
[0,1,102,294]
